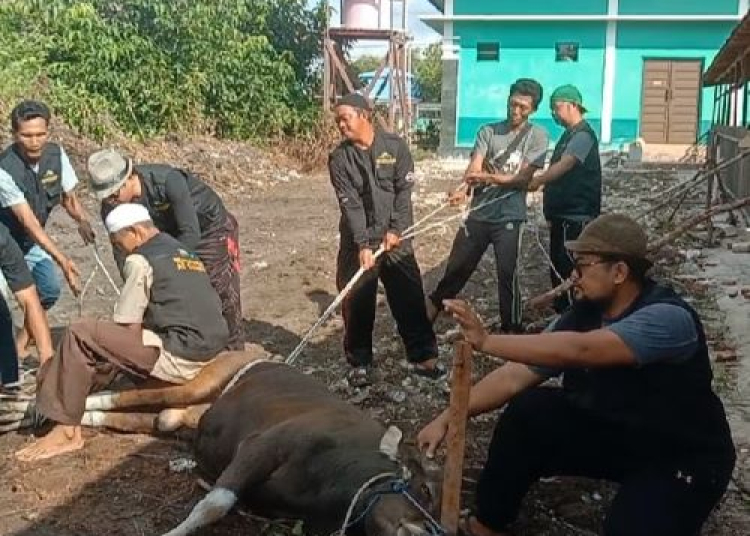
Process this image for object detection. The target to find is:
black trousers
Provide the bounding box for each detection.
[476,388,735,536]
[0,295,19,385]
[430,219,523,330]
[336,245,438,366]
[549,218,589,313]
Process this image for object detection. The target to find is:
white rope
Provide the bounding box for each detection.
[92,244,120,295]
[329,472,397,536]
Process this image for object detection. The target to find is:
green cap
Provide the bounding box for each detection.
[550,84,587,113]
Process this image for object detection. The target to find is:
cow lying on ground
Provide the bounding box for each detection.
[4,354,442,536]
[161,359,442,536]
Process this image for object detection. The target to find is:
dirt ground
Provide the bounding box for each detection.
[0,144,747,536]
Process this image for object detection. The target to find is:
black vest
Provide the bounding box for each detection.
[555,282,734,457]
[135,233,228,360]
[0,143,63,252]
[543,121,601,220]
[132,164,227,239]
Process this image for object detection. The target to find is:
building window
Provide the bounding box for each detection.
[477,42,499,62]
[556,42,579,62]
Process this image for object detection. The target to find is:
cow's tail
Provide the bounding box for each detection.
[160,488,237,536]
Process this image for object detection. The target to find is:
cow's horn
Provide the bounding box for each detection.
[379,425,403,460]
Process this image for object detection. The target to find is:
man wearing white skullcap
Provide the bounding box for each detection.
[17,203,229,462]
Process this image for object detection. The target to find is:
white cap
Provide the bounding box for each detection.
[105,203,151,234]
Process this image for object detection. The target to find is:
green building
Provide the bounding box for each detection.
[422,0,749,153]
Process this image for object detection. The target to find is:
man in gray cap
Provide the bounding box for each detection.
[418,214,735,536]
[87,149,243,351]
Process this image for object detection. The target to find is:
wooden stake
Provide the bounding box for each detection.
[440,341,473,536]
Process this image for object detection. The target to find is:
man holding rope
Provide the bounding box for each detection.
[16,204,228,462]
[88,149,244,351]
[0,100,94,361]
[329,93,440,387]
[427,78,548,333]
[529,85,602,313]
[418,214,735,536]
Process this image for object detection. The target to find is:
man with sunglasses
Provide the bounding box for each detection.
[427,79,549,333]
[418,213,735,536]
[87,149,243,351]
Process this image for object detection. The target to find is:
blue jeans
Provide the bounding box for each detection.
[24,246,61,310]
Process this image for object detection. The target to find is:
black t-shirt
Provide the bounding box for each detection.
[0,222,33,292]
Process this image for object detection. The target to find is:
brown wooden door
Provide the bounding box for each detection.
[640,59,702,144]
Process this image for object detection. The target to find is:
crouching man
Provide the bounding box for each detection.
[16,203,228,462]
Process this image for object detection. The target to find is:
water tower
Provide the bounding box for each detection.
[323,0,413,139]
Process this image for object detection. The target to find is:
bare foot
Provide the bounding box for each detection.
[15,425,84,462]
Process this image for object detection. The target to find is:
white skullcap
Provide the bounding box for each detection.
[105,203,152,234]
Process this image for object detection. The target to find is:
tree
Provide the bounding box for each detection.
[350,55,383,77]
[413,43,442,103]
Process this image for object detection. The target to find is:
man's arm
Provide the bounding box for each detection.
[0,224,54,362]
[163,171,201,250]
[112,254,152,335]
[418,362,545,457]
[530,130,593,189]
[59,148,90,225]
[329,153,369,248]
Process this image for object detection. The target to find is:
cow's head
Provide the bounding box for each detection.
[362,426,443,536]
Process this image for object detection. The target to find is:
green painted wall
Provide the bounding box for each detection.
[455,0,606,16]
[611,21,737,143]
[618,0,739,15]
[455,22,606,147]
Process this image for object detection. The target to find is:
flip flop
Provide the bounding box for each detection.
[346,366,374,388]
[411,362,447,380]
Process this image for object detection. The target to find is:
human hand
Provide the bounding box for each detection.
[61,257,82,296]
[417,414,449,459]
[447,187,468,207]
[359,248,376,270]
[443,299,488,351]
[77,220,96,245]
[383,232,401,252]
[527,176,543,192]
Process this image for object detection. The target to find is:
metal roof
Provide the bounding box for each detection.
[704,10,750,86]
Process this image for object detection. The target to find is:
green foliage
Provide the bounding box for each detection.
[0,0,326,141]
[413,43,442,103]
[350,55,383,77]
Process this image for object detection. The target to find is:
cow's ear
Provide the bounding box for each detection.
[379,425,403,460]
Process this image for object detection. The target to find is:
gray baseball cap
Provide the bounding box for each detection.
[87,149,133,200]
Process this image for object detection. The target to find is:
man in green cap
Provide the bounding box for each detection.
[418,213,735,536]
[529,85,602,312]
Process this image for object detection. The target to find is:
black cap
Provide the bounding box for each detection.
[336,93,372,111]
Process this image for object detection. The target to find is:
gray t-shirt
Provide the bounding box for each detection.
[470,121,548,224]
[529,303,699,379]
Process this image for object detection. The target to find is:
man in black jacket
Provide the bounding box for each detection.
[87,149,243,351]
[329,93,439,386]
[418,214,735,536]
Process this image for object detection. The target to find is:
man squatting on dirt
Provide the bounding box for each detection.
[0,221,54,391]
[427,78,549,334]
[419,214,736,536]
[0,100,96,361]
[329,93,441,387]
[16,203,228,462]
[88,148,244,351]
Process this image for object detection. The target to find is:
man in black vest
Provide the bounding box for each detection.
[0,222,54,391]
[529,85,602,312]
[16,204,228,462]
[87,149,243,351]
[329,93,439,386]
[0,100,95,358]
[418,214,735,536]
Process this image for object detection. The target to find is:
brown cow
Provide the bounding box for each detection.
[160,360,442,536]
[4,354,442,535]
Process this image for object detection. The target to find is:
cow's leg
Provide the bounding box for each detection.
[161,434,282,536]
[157,404,211,432]
[85,351,259,412]
[81,411,158,433]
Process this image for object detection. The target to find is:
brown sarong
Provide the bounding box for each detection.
[35,320,159,425]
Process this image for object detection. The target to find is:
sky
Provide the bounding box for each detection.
[318,0,441,55]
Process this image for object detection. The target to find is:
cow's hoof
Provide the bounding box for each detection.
[157,408,188,432]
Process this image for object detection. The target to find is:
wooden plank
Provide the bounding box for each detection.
[440,341,473,536]
[325,40,355,95]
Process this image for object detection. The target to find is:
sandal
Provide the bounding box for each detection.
[346,366,374,388]
[411,362,447,380]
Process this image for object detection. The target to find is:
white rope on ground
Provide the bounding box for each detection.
[92,244,120,295]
